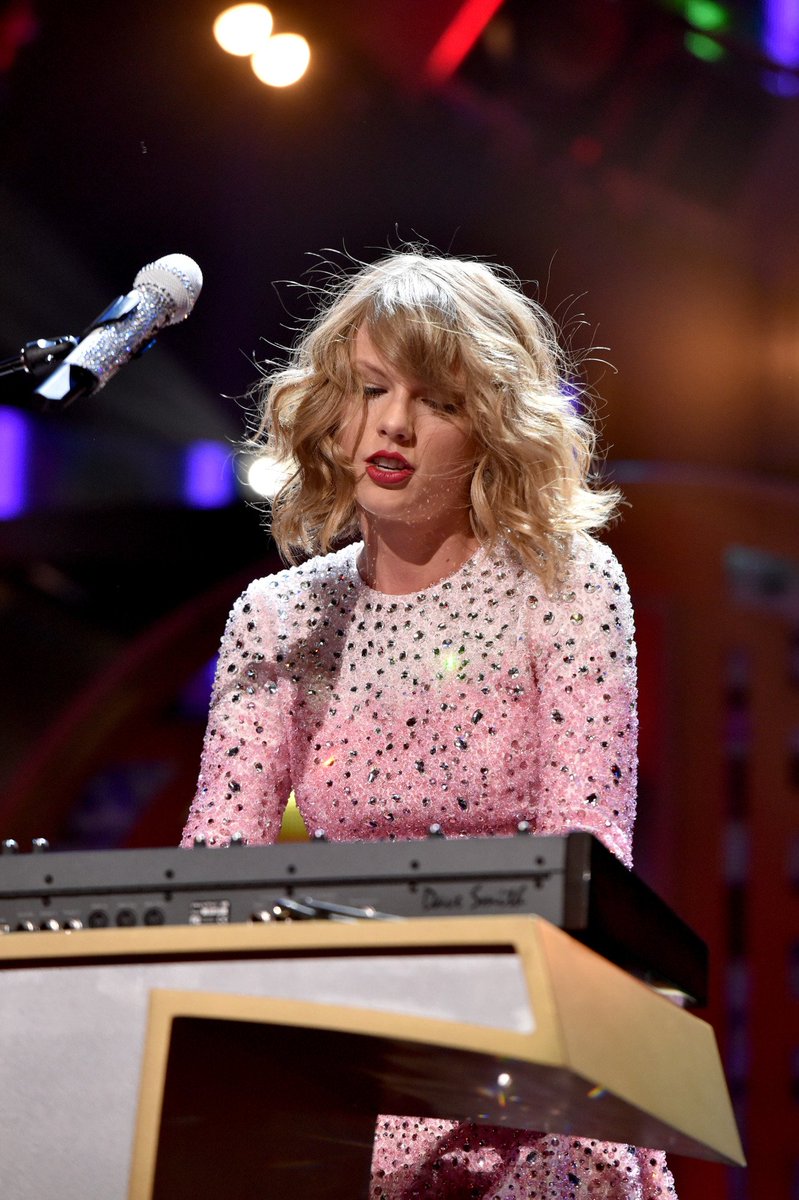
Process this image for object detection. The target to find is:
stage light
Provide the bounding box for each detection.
[246,453,292,498]
[427,0,507,84]
[764,0,799,67]
[213,4,273,57]
[251,32,310,87]
[184,441,236,508]
[763,0,799,94]
[684,0,729,33]
[763,69,799,95]
[684,30,725,61]
[0,407,28,519]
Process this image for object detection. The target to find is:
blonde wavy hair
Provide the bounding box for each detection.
[256,251,619,589]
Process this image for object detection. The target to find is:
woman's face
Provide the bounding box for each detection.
[338,326,476,536]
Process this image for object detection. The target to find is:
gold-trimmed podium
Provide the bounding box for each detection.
[0,915,744,1200]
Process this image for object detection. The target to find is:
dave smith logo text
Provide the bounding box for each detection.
[420,884,528,912]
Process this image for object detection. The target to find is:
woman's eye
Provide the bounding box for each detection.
[362,385,384,399]
[424,396,459,415]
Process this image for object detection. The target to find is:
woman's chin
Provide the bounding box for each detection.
[356,484,417,521]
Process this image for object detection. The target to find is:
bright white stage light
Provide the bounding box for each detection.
[246,454,293,499]
[213,4,273,57]
[251,33,311,87]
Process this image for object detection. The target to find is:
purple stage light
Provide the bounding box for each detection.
[183,440,236,508]
[764,0,799,65]
[0,407,28,519]
[763,0,799,96]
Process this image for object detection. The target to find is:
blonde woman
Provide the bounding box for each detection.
[182,252,676,1199]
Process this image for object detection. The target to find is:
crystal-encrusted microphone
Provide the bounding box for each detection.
[34,253,203,409]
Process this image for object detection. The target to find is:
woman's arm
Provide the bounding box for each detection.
[181,580,292,847]
[532,538,638,867]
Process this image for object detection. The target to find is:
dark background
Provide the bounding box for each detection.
[1,1,798,1195]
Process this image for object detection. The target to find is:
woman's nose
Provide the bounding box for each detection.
[376,391,413,442]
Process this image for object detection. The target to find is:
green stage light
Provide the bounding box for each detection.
[684,30,726,60]
[684,0,729,33]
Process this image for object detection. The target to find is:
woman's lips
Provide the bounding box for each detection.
[365,452,414,486]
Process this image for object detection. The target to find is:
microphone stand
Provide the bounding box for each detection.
[0,337,79,382]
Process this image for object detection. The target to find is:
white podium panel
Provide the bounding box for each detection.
[0,915,744,1200]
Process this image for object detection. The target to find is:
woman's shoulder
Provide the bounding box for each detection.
[506,534,630,638]
[514,533,634,654]
[236,543,361,612]
[553,533,634,631]
[502,533,627,599]
[560,532,628,591]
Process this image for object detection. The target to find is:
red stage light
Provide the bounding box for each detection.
[425,0,507,84]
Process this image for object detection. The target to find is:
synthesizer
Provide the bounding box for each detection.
[0,830,707,1003]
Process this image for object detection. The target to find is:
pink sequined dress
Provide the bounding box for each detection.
[182,535,677,1200]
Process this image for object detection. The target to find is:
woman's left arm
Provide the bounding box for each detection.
[532,539,638,867]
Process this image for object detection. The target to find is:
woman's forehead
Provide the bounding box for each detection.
[352,325,390,365]
[352,325,423,387]
[350,319,463,389]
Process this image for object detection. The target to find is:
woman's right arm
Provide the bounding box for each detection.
[181,581,292,847]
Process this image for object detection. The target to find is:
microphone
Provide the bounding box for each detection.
[34,253,203,410]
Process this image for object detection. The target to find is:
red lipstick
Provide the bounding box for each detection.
[365,450,414,486]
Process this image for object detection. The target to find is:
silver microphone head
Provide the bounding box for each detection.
[133,253,203,324]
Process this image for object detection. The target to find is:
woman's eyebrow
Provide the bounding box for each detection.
[354,358,390,380]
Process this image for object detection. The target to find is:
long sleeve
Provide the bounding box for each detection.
[532,538,638,867]
[181,580,292,847]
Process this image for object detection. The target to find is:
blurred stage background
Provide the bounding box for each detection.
[1,0,797,1195]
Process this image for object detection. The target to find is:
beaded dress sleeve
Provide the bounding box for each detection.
[181,580,291,847]
[531,538,638,867]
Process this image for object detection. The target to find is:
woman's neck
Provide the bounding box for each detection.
[356,516,480,595]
